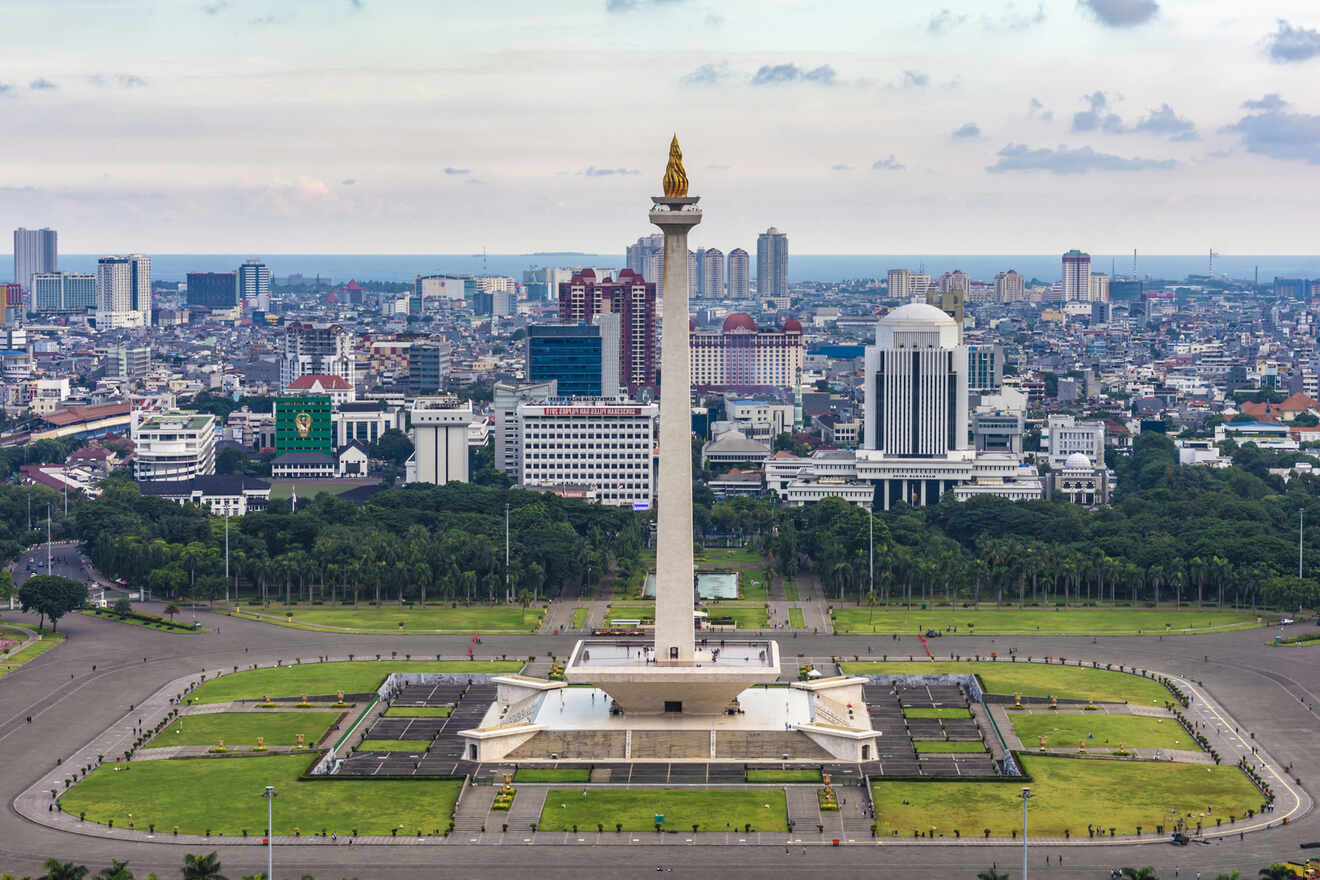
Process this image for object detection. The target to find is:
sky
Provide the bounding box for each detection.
[3,0,1320,255]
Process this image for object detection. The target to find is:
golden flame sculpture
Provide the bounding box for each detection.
[662,134,689,198]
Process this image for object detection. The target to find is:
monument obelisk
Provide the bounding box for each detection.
[649,136,701,664]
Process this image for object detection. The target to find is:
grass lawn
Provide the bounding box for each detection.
[607,605,654,624]
[537,788,787,832]
[357,740,429,752]
[784,581,800,601]
[746,768,822,783]
[229,603,544,633]
[148,712,340,749]
[904,707,972,719]
[383,706,452,718]
[872,755,1260,838]
[514,768,591,783]
[268,481,362,501]
[0,632,65,677]
[695,548,767,567]
[838,661,1173,706]
[913,741,987,754]
[703,605,769,630]
[62,754,461,836]
[788,608,806,629]
[569,608,588,629]
[187,660,523,704]
[1012,714,1197,751]
[830,606,1261,636]
[738,573,769,602]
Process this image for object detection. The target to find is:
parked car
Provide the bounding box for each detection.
[924,629,943,638]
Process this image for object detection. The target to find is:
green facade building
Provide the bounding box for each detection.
[274,395,333,456]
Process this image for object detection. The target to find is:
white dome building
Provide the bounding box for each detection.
[858,303,975,509]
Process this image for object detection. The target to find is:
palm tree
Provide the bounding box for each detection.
[1259,866,1294,880]
[39,859,88,880]
[976,869,1009,880]
[95,860,134,880]
[1121,869,1160,880]
[163,602,180,622]
[1213,872,1242,880]
[180,851,227,880]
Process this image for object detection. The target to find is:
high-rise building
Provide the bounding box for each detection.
[1062,249,1091,302]
[626,233,664,277]
[13,228,57,299]
[186,272,239,309]
[1045,414,1105,468]
[408,397,473,485]
[966,343,1004,392]
[96,254,151,328]
[1089,272,1110,303]
[517,398,658,507]
[690,314,804,390]
[407,342,452,394]
[887,268,910,301]
[698,248,723,299]
[557,268,656,394]
[926,288,965,342]
[727,248,750,299]
[756,227,789,302]
[1,284,22,325]
[280,321,355,387]
[110,344,151,380]
[909,272,931,302]
[1109,279,1143,302]
[527,324,605,397]
[238,259,271,310]
[132,411,216,481]
[492,379,558,474]
[857,303,973,509]
[32,272,96,313]
[993,269,1024,302]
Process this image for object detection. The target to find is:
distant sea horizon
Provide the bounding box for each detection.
[5,253,1320,286]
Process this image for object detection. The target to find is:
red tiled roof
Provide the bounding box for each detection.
[287,374,351,390]
[43,403,131,427]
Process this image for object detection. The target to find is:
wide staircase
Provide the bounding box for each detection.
[506,730,626,760]
[629,730,710,759]
[715,730,834,760]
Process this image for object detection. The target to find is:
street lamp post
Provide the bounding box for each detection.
[868,509,874,599]
[263,785,276,880]
[1299,508,1305,580]
[224,514,230,603]
[1020,786,1032,880]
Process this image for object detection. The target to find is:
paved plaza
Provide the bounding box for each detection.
[1,596,1318,878]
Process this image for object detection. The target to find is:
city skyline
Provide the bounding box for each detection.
[3,1,1320,253]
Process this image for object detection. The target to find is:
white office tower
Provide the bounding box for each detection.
[887,268,910,301]
[408,397,474,485]
[857,303,973,510]
[492,379,558,474]
[756,227,789,301]
[726,248,750,299]
[96,254,150,328]
[909,272,931,302]
[132,411,216,480]
[280,321,355,387]
[700,247,724,299]
[13,228,57,301]
[1089,272,1109,303]
[238,259,271,310]
[517,398,658,507]
[1062,249,1091,302]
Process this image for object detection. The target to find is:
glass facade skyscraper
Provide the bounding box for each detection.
[527,324,603,397]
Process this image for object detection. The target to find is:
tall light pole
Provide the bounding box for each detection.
[504,502,511,603]
[1020,786,1032,880]
[224,514,230,603]
[868,509,874,599]
[46,505,52,572]
[263,785,276,880]
[1299,508,1305,580]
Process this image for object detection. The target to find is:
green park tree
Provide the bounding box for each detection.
[18,576,88,633]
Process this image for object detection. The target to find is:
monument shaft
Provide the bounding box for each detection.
[650,199,700,662]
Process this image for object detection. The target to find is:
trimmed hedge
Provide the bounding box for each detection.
[87,607,195,631]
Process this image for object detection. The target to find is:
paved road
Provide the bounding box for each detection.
[1,601,1318,879]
